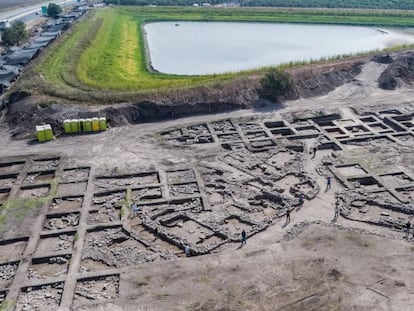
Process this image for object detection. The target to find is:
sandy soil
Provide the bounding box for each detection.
[0,61,414,310]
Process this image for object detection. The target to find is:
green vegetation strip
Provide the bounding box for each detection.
[32,7,414,95]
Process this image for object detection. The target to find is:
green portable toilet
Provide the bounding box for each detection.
[71,119,79,133]
[92,117,100,131]
[36,125,46,142]
[64,119,72,134]
[84,118,92,132]
[99,117,107,131]
[44,124,53,141]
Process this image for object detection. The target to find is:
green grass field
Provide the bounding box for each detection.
[28,6,414,101]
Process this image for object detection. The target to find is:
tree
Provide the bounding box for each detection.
[47,3,62,19]
[258,68,294,102]
[1,20,28,46]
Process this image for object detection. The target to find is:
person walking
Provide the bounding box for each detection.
[405,221,411,240]
[184,244,191,257]
[285,209,291,224]
[298,194,304,207]
[312,146,317,158]
[131,203,140,218]
[241,229,247,246]
[326,176,332,191]
[334,204,340,220]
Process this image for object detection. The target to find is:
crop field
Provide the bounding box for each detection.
[24,6,414,102]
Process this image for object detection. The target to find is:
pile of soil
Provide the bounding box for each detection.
[377,51,414,90]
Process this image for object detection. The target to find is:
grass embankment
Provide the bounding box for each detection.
[26,7,414,101]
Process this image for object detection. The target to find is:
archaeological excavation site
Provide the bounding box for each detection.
[1,55,414,310]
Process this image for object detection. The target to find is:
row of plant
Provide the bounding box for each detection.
[103,0,414,10]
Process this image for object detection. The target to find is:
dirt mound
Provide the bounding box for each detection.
[3,58,364,139]
[371,54,393,64]
[378,52,414,90]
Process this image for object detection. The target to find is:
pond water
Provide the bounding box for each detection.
[144,22,414,75]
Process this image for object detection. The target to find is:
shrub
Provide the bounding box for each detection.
[47,3,62,19]
[1,20,28,46]
[258,68,293,102]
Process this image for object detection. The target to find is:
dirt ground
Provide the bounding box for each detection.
[0,60,414,310]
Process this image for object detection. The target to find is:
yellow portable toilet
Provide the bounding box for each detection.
[64,119,72,134]
[92,117,100,131]
[36,125,46,142]
[44,124,53,141]
[99,117,107,131]
[84,118,92,132]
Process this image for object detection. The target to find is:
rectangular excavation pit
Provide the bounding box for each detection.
[141,197,203,217]
[315,120,336,128]
[239,122,264,131]
[348,176,384,191]
[270,128,294,137]
[334,164,368,177]
[390,114,411,121]
[249,139,276,149]
[166,169,196,184]
[160,128,182,138]
[264,120,286,129]
[340,136,394,146]
[345,125,370,134]
[401,121,414,128]
[368,122,389,131]
[61,167,90,183]
[49,196,84,213]
[94,172,160,190]
[337,119,357,127]
[186,124,210,135]
[294,126,320,135]
[360,116,378,123]
[131,186,163,201]
[392,133,414,143]
[395,186,414,201]
[0,188,11,201]
[211,120,236,133]
[0,161,25,174]
[17,282,64,311]
[221,142,246,151]
[222,217,254,237]
[29,157,60,171]
[92,191,126,210]
[0,261,18,289]
[379,172,413,187]
[244,131,269,140]
[87,206,121,225]
[160,216,215,245]
[35,232,75,256]
[43,212,80,231]
[19,184,50,199]
[27,254,71,280]
[82,227,154,269]
[73,274,119,308]
[325,127,346,137]
[57,181,87,196]
[0,174,18,188]
[217,133,242,142]
[24,170,56,185]
[169,182,200,198]
[0,237,28,261]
